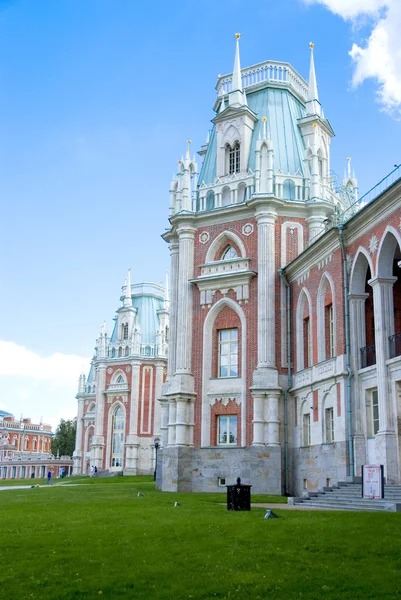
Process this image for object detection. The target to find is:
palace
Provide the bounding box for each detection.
[73,276,168,475]
[157,37,401,495]
[0,411,71,479]
[73,38,401,495]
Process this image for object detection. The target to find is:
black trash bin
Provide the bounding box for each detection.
[226,477,252,511]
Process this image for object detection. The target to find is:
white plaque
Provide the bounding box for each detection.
[362,465,384,499]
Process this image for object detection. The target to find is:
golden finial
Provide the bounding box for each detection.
[309,42,314,49]
[347,157,351,162]
[178,159,181,164]
[313,123,317,128]
[187,139,191,145]
[235,33,241,39]
[262,116,267,122]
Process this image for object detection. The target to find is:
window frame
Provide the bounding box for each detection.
[111,406,125,468]
[325,407,334,443]
[217,415,238,446]
[302,413,311,446]
[218,328,238,378]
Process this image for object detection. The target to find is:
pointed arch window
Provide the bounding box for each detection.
[222,246,239,260]
[229,141,240,174]
[122,323,129,340]
[116,375,124,384]
[111,405,124,468]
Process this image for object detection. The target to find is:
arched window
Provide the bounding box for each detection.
[32,438,37,451]
[206,190,215,211]
[222,246,239,260]
[111,406,124,468]
[125,346,129,357]
[283,179,295,201]
[229,141,240,174]
[122,323,129,340]
[118,347,122,357]
[111,348,116,358]
[24,437,28,451]
[116,375,124,384]
[87,385,91,394]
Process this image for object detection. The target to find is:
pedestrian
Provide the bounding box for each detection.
[94,466,98,476]
[90,465,95,478]
[47,470,52,485]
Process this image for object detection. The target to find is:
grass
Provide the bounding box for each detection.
[0,476,400,600]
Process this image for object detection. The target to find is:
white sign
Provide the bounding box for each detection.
[362,465,384,499]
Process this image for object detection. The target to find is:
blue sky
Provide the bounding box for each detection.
[0,0,399,427]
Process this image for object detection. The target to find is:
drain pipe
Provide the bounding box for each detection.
[338,224,354,479]
[278,268,291,495]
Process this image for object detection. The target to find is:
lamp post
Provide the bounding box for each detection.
[153,437,160,482]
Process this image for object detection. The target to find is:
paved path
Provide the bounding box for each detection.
[252,503,337,511]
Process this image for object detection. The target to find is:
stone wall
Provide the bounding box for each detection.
[289,441,348,496]
[157,446,282,494]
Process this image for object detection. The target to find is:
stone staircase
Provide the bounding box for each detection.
[289,482,401,512]
[96,470,123,478]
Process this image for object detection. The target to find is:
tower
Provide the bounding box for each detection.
[160,37,357,493]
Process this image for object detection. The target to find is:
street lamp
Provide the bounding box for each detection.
[153,437,160,482]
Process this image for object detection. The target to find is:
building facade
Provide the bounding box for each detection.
[73,275,168,476]
[0,411,71,480]
[157,37,401,495]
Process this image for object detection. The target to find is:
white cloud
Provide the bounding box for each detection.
[304,0,401,116]
[0,341,89,430]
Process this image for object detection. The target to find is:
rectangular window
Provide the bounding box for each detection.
[325,407,334,443]
[372,390,379,435]
[303,317,311,368]
[303,413,311,446]
[217,415,237,445]
[218,329,238,378]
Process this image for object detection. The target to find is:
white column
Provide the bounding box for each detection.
[306,215,326,243]
[310,154,319,199]
[255,149,261,193]
[73,397,85,475]
[266,393,280,446]
[167,240,179,378]
[175,398,188,446]
[349,293,369,469]
[125,361,141,472]
[252,393,265,446]
[369,276,399,482]
[92,363,106,469]
[370,277,396,430]
[159,398,169,448]
[267,149,274,194]
[256,208,276,369]
[167,399,177,446]
[175,226,195,375]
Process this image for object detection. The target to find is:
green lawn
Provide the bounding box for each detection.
[1,476,400,600]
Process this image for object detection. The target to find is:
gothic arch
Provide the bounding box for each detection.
[377,226,401,278]
[350,247,374,294]
[201,297,247,447]
[206,231,246,263]
[106,401,126,470]
[316,272,336,362]
[111,369,126,385]
[296,287,313,372]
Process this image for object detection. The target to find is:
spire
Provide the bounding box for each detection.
[123,269,133,308]
[347,157,351,178]
[228,34,246,108]
[306,42,321,117]
[232,33,242,92]
[186,139,191,161]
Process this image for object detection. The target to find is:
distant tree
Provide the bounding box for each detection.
[51,418,77,457]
